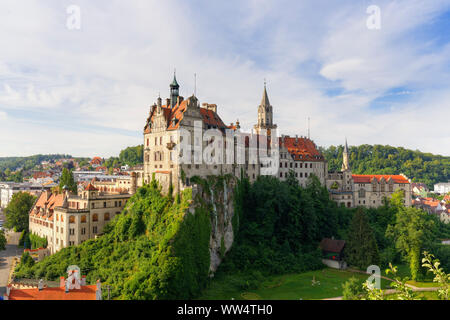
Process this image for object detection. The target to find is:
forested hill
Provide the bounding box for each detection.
[320,144,450,189]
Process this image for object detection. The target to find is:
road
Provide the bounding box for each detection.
[0,231,22,296]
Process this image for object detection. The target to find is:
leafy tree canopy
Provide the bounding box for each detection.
[4,192,36,232]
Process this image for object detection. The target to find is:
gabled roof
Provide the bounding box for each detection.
[352,175,409,184]
[85,183,98,191]
[144,97,231,133]
[280,136,324,162]
[319,238,346,253]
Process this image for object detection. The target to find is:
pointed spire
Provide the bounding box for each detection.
[261,81,270,107]
[170,69,179,88]
[342,137,350,171]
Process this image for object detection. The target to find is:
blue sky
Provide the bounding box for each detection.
[0,0,449,157]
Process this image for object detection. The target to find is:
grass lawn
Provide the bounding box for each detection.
[199,268,391,300]
[386,291,441,300]
[385,264,438,288]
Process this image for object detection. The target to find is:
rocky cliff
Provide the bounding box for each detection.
[188,174,237,274]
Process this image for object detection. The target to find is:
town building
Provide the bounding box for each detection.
[326,140,412,208]
[434,182,450,194]
[0,182,48,208]
[4,268,102,300]
[29,179,134,254]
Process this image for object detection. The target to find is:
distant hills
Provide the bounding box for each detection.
[1,144,448,189]
[321,144,450,189]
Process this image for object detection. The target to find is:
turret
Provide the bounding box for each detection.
[170,72,179,108]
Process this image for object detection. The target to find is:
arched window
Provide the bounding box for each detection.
[92,214,98,222]
[69,216,75,223]
[81,215,86,223]
[104,213,110,221]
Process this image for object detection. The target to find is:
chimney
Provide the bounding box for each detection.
[295,135,298,144]
[81,275,86,286]
[96,279,102,300]
[60,276,65,288]
[166,98,170,107]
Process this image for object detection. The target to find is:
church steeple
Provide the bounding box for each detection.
[170,71,179,108]
[342,138,350,171]
[261,82,270,107]
[254,81,277,134]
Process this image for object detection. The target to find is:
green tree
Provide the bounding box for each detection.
[422,251,449,300]
[4,192,36,232]
[386,207,435,280]
[59,168,77,194]
[342,277,364,300]
[345,208,380,269]
[0,229,7,251]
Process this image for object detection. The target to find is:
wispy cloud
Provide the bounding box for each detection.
[0,0,449,157]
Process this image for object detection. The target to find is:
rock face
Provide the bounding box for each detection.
[188,175,236,274]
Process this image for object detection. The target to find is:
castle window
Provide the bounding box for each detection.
[104,213,110,221]
[81,215,86,223]
[359,189,366,198]
[155,137,157,145]
[69,216,75,224]
[93,226,97,234]
[92,214,98,222]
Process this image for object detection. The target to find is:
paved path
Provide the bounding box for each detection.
[0,231,22,296]
[322,268,442,300]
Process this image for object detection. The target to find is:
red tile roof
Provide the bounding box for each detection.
[7,285,97,300]
[144,98,230,133]
[90,157,102,165]
[280,136,324,162]
[30,191,64,220]
[352,174,409,184]
[85,183,98,191]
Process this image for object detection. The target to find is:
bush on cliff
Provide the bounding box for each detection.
[14,183,211,300]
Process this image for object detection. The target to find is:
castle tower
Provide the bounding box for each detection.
[254,82,277,135]
[170,72,179,108]
[342,138,350,171]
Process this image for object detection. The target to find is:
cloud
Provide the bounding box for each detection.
[0,0,449,157]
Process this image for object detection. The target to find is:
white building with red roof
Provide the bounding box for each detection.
[326,140,412,208]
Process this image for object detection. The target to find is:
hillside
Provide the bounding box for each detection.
[321,144,450,189]
[14,175,237,300]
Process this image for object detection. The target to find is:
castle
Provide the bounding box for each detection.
[326,139,412,208]
[28,74,412,255]
[142,74,327,193]
[142,74,411,207]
